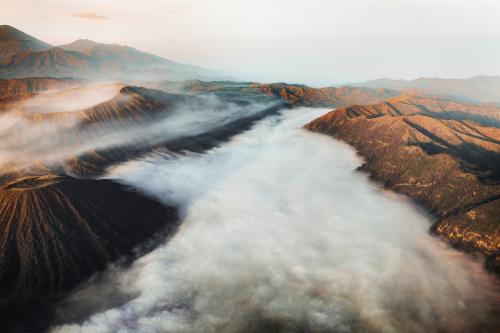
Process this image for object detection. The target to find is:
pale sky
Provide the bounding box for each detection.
[2,0,500,85]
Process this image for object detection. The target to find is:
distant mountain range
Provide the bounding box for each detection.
[159,76,500,107]
[0,25,226,81]
[354,76,500,105]
[142,80,400,107]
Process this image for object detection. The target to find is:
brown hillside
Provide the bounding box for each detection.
[306,95,500,273]
[0,77,83,98]
[0,25,52,62]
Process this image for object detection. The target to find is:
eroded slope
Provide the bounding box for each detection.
[0,174,177,309]
[306,95,500,273]
[0,77,83,98]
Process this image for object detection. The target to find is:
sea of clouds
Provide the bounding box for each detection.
[0,83,272,173]
[51,108,499,333]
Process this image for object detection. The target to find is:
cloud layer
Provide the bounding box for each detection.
[51,108,499,333]
[0,84,272,173]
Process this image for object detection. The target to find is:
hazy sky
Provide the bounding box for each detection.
[2,0,500,85]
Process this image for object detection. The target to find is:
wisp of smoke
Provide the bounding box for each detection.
[51,108,499,333]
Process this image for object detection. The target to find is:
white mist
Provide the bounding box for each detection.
[52,108,498,333]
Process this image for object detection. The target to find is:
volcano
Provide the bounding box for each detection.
[0,174,177,310]
[0,25,52,62]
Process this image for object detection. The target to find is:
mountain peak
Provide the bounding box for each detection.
[0,25,50,45]
[59,39,102,53]
[0,25,26,41]
[0,25,52,62]
[0,26,223,81]
[68,38,99,46]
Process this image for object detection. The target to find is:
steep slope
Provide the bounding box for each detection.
[0,82,286,175]
[60,39,169,64]
[56,85,287,175]
[336,94,500,127]
[69,100,287,175]
[253,83,399,107]
[0,25,52,62]
[0,47,92,78]
[146,80,400,108]
[8,85,171,122]
[0,47,91,78]
[356,76,500,105]
[0,84,178,174]
[0,26,225,81]
[0,174,177,310]
[306,95,500,273]
[0,77,83,98]
[59,39,222,81]
[0,84,196,314]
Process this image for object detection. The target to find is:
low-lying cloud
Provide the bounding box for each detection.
[10,83,123,114]
[0,83,274,174]
[51,108,499,333]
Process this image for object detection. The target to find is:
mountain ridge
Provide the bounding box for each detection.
[0,26,225,81]
[354,75,500,105]
[0,25,52,62]
[306,95,500,273]
[143,80,401,108]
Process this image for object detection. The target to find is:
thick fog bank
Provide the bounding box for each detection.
[52,108,499,333]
